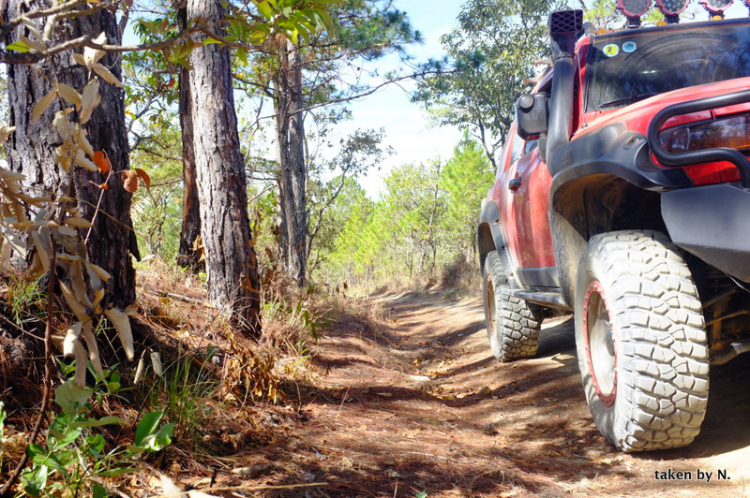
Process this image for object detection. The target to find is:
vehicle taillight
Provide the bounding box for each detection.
[659,114,750,153]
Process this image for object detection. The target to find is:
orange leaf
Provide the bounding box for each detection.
[135,168,151,189]
[93,150,110,174]
[88,180,109,190]
[121,170,138,193]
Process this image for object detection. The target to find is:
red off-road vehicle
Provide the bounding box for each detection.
[478,9,750,451]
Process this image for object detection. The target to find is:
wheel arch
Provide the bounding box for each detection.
[546,126,694,306]
[550,172,670,306]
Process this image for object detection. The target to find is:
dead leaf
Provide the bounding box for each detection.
[74,341,88,388]
[57,226,78,237]
[1,225,26,258]
[93,63,123,88]
[159,474,185,498]
[83,32,107,69]
[63,322,83,357]
[159,474,220,498]
[31,231,51,273]
[231,464,272,478]
[32,90,57,124]
[59,281,90,323]
[56,83,82,109]
[65,217,92,229]
[0,239,11,275]
[74,148,98,172]
[121,170,138,193]
[72,53,87,67]
[79,78,100,124]
[150,351,163,377]
[20,18,43,42]
[93,288,104,314]
[86,262,111,283]
[70,259,93,308]
[80,322,104,381]
[20,35,45,52]
[104,308,134,361]
[78,130,94,158]
[135,168,151,189]
[0,124,16,142]
[93,151,110,174]
[133,354,146,384]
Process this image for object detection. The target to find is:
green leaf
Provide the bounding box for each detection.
[55,380,92,415]
[21,464,48,497]
[152,422,175,450]
[6,40,30,53]
[0,400,6,435]
[72,416,127,429]
[86,433,106,453]
[31,450,68,475]
[92,482,108,498]
[124,444,147,457]
[257,1,273,19]
[26,444,46,461]
[415,492,428,498]
[202,38,223,45]
[314,8,335,31]
[49,425,82,450]
[134,411,164,446]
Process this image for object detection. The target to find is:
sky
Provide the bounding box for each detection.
[331,1,465,199]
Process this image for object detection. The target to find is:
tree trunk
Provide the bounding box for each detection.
[187,0,261,336]
[176,3,202,272]
[2,1,137,307]
[274,38,307,287]
[426,161,441,275]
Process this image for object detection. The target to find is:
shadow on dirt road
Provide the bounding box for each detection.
[221,293,750,497]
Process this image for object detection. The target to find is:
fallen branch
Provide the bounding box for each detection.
[141,284,214,308]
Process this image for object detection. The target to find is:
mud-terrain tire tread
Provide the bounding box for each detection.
[575,230,708,452]
[483,250,541,361]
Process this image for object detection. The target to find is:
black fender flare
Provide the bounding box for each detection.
[477,199,514,281]
[547,124,693,306]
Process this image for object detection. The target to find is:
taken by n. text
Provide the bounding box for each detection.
[653,469,730,483]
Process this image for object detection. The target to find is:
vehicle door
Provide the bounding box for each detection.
[506,137,557,289]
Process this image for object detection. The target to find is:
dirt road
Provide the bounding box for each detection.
[217,293,750,497]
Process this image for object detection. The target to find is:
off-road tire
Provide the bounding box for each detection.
[483,250,541,361]
[575,230,709,452]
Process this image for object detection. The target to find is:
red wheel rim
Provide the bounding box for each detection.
[583,281,617,407]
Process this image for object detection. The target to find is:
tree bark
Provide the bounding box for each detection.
[2,0,137,307]
[273,38,307,287]
[187,0,261,336]
[176,3,202,272]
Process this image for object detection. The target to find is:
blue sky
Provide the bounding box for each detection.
[335,1,465,199]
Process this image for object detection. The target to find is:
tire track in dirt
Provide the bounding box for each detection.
[234,293,750,497]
